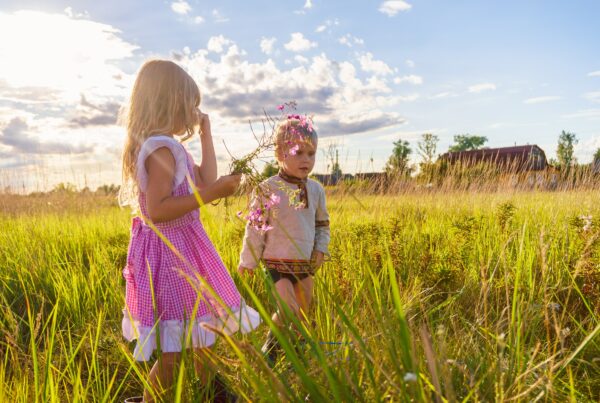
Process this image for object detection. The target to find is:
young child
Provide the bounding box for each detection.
[120,59,260,402]
[238,116,330,360]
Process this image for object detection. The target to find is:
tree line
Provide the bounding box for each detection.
[384,130,586,176]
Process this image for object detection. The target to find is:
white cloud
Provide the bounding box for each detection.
[260,37,277,55]
[175,44,406,141]
[207,35,233,53]
[588,71,600,77]
[171,1,191,15]
[63,7,89,19]
[284,33,317,52]
[0,11,137,94]
[377,128,445,141]
[338,34,364,48]
[405,59,415,68]
[468,83,496,93]
[315,18,339,33]
[294,55,309,64]
[358,53,393,76]
[0,10,138,186]
[562,109,600,120]
[583,91,600,103]
[212,9,229,23]
[294,1,313,15]
[193,16,205,24]
[430,92,457,99]
[523,96,561,104]
[378,1,412,17]
[394,75,423,85]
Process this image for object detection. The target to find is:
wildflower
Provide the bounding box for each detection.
[263,192,281,209]
[277,104,285,111]
[289,144,300,156]
[580,215,593,232]
[548,302,561,312]
[403,372,417,382]
[269,193,281,204]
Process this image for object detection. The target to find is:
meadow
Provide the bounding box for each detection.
[1,186,600,402]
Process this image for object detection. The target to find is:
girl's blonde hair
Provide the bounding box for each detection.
[119,60,200,206]
[275,118,318,161]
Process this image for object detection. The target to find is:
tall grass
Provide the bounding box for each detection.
[1,189,600,401]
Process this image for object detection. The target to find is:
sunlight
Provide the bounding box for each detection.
[0,10,137,99]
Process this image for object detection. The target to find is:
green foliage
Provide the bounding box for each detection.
[1,192,600,401]
[417,133,439,164]
[51,182,78,194]
[261,160,279,178]
[385,139,412,175]
[556,130,578,170]
[448,134,488,152]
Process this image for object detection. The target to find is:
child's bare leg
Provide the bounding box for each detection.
[272,278,300,324]
[193,347,212,384]
[293,276,314,324]
[145,352,181,402]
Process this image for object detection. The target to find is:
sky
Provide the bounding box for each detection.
[0,0,599,191]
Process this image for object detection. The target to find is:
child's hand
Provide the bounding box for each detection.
[197,109,211,136]
[311,250,325,270]
[238,266,254,276]
[211,174,242,199]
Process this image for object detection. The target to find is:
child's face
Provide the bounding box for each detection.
[279,140,317,179]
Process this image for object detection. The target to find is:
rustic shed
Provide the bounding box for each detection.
[441,145,548,172]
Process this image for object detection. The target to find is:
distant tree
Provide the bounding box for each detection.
[261,160,279,178]
[52,182,77,194]
[417,133,439,164]
[448,134,488,152]
[556,130,578,170]
[385,139,412,175]
[325,142,342,177]
[96,184,120,195]
[594,148,600,162]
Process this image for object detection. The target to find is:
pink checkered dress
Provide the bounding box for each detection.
[122,136,260,361]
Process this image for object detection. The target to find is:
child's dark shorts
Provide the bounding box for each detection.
[268,269,312,284]
[264,259,315,284]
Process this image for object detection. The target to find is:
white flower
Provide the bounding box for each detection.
[580,215,593,232]
[403,372,417,382]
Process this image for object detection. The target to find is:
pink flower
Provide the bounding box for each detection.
[269,193,281,205]
[277,104,285,111]
[289,144,300,156]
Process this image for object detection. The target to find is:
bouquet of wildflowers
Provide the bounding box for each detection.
[228,101,315,233]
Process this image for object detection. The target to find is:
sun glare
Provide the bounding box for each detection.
[0,10,137,98]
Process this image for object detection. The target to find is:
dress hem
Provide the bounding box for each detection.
[122,302,261,361]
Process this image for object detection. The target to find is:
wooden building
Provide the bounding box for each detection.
[440,145,548,172]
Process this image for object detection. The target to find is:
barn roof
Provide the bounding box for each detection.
[442,145,546,159]
[440,144,548,171]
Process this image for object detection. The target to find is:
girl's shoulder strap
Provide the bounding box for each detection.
[136,135,188,192]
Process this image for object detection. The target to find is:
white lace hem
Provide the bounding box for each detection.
[122,303,261,361]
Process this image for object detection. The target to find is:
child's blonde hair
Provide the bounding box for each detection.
[275,118,318,161]
[120,60,200,205]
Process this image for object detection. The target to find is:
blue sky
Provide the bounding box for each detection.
[0,0,599,190]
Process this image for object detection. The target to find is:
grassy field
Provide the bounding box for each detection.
[1,189,600,402]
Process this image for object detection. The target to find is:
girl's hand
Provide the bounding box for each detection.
[210,174,242,199]
[197,109,211,136]
[311,250,325,270]
[238,266,254,276]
